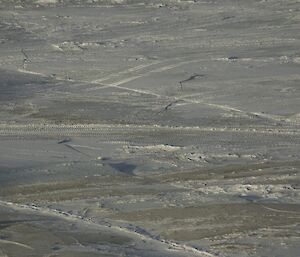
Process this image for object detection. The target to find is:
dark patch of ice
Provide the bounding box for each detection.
[109,162,136,175]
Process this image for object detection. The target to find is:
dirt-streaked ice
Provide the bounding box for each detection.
[0,0,299,256]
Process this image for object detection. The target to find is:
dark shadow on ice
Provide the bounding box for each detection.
[58,138,71,144]
[108,162,137,176]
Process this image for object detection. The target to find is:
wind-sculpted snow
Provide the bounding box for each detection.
[0,0,299,256]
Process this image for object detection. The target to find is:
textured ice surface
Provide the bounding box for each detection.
[0,0,299,256]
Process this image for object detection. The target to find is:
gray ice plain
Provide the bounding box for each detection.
[0,0,300,256]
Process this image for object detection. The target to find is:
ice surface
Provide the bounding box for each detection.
[0,0,299,256]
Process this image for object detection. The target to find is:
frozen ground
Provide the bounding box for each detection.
[0,0,300,256]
